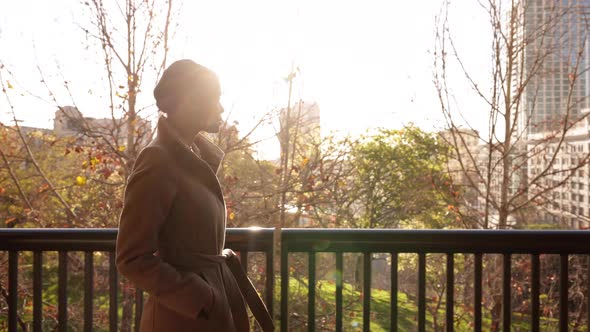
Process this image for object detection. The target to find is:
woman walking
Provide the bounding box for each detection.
[116,60,273,331]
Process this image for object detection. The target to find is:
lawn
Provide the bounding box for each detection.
[279,277,577,331]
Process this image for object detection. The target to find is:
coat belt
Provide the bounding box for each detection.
[158,247,274,332]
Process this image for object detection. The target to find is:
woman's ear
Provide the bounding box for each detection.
[173,93,193,117]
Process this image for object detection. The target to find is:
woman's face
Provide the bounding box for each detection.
[177,74,224,134]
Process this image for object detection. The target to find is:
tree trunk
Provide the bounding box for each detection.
[126,76,137,162]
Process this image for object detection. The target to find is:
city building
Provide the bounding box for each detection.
[527,108,590,229]
[503,1,590,228]
[516,0,590,136]
[439,128,481,210]
[439,128,525,228]
[54,106,151,147]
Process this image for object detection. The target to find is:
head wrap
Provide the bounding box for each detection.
[153,59,214,114]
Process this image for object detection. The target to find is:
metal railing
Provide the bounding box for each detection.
[280,229,590,332]
[0,228,273,332]
[2,228,590,331]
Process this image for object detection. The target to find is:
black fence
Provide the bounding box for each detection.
[2,228,590,331]
[0,228,273,332]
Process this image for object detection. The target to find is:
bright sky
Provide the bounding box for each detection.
[0,0,490,159]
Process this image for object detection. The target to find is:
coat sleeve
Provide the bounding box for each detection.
[115,146,213,319]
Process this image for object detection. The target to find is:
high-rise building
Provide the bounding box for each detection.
[517,0,590,136]
[278,100,321,158]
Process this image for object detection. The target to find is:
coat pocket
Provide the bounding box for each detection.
[198,268,231,321]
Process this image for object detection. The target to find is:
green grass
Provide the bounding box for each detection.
[281,277,429,331]
[278,277,586,332]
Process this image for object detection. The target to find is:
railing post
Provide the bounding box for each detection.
[474,253,482,332]
[308,252,316,332]
[134,289,143,332]
[502,254,511,332]
[559,254,568,332]
[446,253,454,332]
[336,252,343,332]
[390,252,398,332]
[418,253,426,332]
[587,255,590,332]
[8,251,18,332]
[58,251,68,332]
[33,251,43,332]
[280,233,288,332]
[84,251,94,332]
[265,248,274,319]
[109,251,118,332]
[363,252,371,332]
[531,254,540,332]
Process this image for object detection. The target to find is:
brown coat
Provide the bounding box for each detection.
[116,117,249,331]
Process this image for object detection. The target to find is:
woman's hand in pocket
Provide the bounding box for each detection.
[196,270,229,321]
[197,284,215,319]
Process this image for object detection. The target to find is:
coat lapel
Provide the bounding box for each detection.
[194,133,224,175]
[156,117,225,201]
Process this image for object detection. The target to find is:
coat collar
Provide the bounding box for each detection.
[156,117,225,175]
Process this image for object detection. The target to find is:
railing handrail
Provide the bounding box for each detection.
[2,228,590,253]
[280,228,590,253]
[0,227,275,252]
